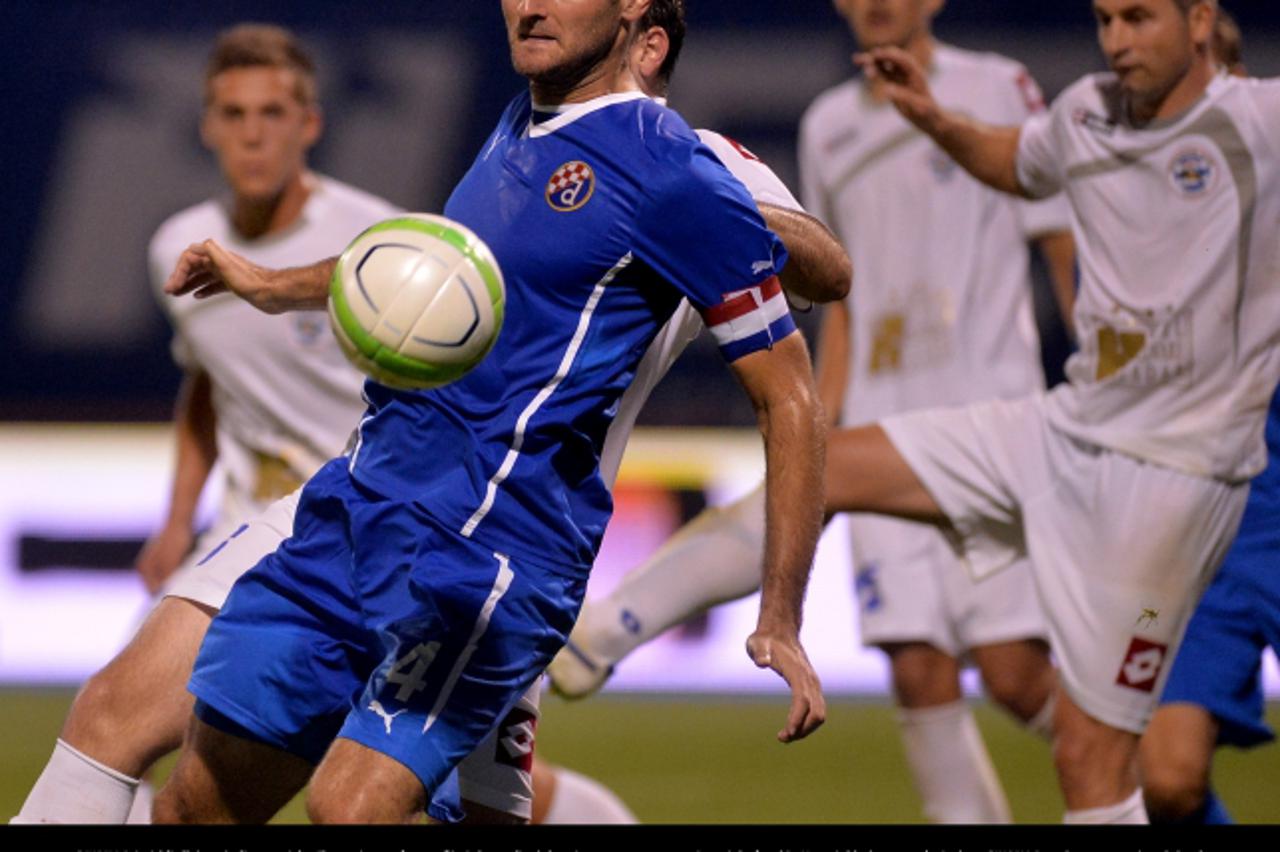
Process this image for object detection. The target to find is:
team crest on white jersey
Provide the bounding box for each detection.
[1169,148,1217,198]
[546,160,596,212]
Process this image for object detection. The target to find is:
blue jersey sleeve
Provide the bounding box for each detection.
[632,142,795,362]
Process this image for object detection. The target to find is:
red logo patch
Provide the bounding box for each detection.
[1115,637,1168,693]
[494,706,537,772]
[545,160,595,212]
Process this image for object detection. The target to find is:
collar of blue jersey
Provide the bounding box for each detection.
[528,90,650,138]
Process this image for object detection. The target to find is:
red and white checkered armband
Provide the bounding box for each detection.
[700,275,797,362]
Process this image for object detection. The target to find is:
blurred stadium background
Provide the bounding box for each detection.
[1,0,1279,823]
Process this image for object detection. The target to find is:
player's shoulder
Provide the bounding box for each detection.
[1056,72,1121,113]
[310,174,401,221]
[934,42,1028,80]
[150,198,225,259]
[633,96,703,160]
[800,78,862,134]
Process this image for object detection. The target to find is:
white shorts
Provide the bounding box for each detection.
[161,490,299,610]
[848,513,1045,659]
[882,394,1248,733]
[162,488,541,818]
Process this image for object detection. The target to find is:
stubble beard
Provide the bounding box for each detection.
[518,23,623,101]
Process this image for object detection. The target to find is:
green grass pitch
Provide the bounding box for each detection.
[1,689,1276,823]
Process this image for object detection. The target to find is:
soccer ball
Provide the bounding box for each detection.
[328,213,505,390]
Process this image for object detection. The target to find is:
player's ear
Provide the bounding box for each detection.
[1187,1,1216,50]
[301,104,323,150]
[633,26,668,81]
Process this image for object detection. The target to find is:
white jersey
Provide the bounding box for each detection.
[1018,73,1280,482]
[149,174,400,513]
[597,129,804,487]
[799,44,1070,425]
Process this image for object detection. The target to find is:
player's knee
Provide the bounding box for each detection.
[886,645,959,708]
[65,668,136,745]
[1140,742,1210,822]
[151,779,201,825]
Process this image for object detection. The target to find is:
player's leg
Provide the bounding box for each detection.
[153,713,313,823]
[1138,550,1272,824]
[1140,704,1225,823]
[548,423,943,697]
[884,642,1012,824]
[970,641,1057,740]
[549,484,768,697]
[13,597,212,823]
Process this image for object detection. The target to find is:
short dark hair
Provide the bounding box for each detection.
[640,0,686,84]
[204,24,317,107]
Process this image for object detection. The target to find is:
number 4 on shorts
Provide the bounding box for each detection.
[386,641,442,702]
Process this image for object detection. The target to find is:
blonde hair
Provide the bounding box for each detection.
[204,24,317,107]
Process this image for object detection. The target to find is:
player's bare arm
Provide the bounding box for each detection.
[730,332,827,743]
[1036,230,1078,339]
[760,204,852,305]
[813,301,851,430]
[136,369,218,594]
[857,46,1026,198]
[165,239,335,314]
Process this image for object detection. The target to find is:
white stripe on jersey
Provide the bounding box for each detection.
[461,253,635,537]
[421,552,515,734]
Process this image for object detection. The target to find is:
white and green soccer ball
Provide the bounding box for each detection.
[328,213,505,390]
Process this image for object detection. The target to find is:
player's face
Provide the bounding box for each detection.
[504,0,627,88]
[1093,0,1207,100]
[834,0,943,50]
[202,67,320,203]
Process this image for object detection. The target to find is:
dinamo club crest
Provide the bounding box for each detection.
[546,160,596,212]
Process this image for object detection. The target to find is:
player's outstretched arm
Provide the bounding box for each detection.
[165,239,335,314]
[731,333,827,743]
[857,46,1026,198]
[136,369,217,593]
[759,204,852,305]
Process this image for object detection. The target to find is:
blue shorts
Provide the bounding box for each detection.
[1160,517,1280,748]
[188,459,586,821]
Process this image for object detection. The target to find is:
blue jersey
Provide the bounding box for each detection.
[348,91,793,575]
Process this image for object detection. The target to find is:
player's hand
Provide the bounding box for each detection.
[165,239,289,314]
[746,628,826,743]
[135,523,194,595]
[854,46,940,132]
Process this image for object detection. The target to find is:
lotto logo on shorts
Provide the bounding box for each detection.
[546,160,595,212]
[495,707,537,773]
[1115,637,1168,693]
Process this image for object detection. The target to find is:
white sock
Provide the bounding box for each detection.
[12,739,140,824]
[541,768,637,824]
[1063,788,1148,824]
[579,484,766,662]
[124,779,154,824]
[1024,690,1057,741]
[897,701,1012,824]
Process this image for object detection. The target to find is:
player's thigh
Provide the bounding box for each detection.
[882,642,963,708]
[62,596,216,767]
[308,738,426,824]
[156,715,313,824]
[338,519,584,823]
[970,638,1054,721]
[826,424,945,521]
[1022,447,1248,736]
[1140,703,1217,799]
